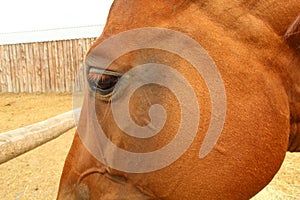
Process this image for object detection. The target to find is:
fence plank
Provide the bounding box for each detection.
[10,45,18,92]
[47,42,53,92]
[0,46,4,92]
[26,45,34,93]
[58,41,64,92]
[40,43,45,92]
[4,46,12,92]
[68,40,74,91]
[31,43,37,92]
[51,41,58,91]
[72,40,78,84]
[15,44,21,92]
[44,42,50,92]
[20,44,27,92]
[62,40,69,91]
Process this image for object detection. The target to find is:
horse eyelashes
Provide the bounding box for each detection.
[87,67,122,96]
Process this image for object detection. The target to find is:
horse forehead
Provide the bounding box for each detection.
[88,0,300,54]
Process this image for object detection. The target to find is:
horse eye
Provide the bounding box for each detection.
[87,68,121,96]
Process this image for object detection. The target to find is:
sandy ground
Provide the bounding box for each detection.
[0,128,75,200]
[0,93,74,200]
[0,93,72,132]
[0,93,299,200]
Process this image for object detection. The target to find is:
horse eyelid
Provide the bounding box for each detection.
[88,67,122,77]
[87,66,122,97]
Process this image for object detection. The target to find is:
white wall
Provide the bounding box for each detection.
[0,0,113,44]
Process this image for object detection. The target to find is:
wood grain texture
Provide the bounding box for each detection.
[0,38,96,92]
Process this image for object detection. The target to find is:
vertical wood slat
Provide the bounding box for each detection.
[76,40,82,91]
[33,43,41,92]
[25,44,32,93]
[39,43,44,92]
[5,46,12,92]
[0,46,4,92]
[52,41,58,92]
[14,44,19,92]
[8,45,14,92]
[57,41,64,92]
[20,44,27,92]
[29,44,34,93]
[47,42,54,92]
[11,45,18,93]
[32,44,37,92]
[63,40,70,91]
[44,42,50,92]
[72,40,78,91]
[0,38,95,93]
[69,40,74,91]
[17,44,22,92]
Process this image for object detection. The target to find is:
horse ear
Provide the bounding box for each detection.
[284,14,300,50]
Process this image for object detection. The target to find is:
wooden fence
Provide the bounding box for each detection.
[0,38,96,93]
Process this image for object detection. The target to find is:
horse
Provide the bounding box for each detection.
[57,0,300,199]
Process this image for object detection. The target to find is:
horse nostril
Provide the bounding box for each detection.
[105,172,127,184]
[75,183,90,200]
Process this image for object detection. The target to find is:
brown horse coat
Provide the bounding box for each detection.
[58,1,300,199]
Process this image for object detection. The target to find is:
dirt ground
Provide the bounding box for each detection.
[0,93,299,200]
[0,93,72,132]
[0,93,74,200]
